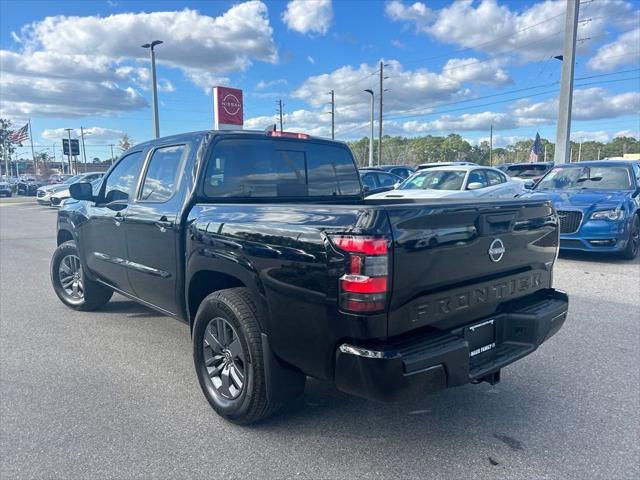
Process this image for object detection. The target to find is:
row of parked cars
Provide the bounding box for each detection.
[358,160,640,259]
[36,172,104,206]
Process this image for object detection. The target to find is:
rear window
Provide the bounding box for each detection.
[203,138,361,198]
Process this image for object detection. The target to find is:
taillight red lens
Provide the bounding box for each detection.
[340,275,387,293]
[328,234,390,314]
[331,235,388,255]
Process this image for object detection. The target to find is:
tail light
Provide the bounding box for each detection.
[329,234,390,313]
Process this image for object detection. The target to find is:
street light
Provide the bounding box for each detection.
[364,89,374,167]
[141,40,163,139]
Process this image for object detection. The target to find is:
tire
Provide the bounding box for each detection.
[193,288,279,425]
[620,214,639,260]
[50,240,113,310]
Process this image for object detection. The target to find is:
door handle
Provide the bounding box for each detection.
[113,212,122,226]
[155,216,173,232]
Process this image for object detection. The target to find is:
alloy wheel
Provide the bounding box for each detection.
[202,317,246,400]
[58,254,84,300]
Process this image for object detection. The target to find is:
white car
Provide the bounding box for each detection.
[49,172,104,207]
[37,174,82,205]
[368,165,526,200]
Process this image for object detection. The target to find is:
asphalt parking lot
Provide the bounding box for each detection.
[1,198,638,480]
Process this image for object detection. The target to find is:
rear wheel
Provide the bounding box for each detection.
[51,241,113,310]
[620,214,639,260]
[193,288,280,425]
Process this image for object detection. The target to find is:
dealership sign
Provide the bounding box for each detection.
[213,86,243,130]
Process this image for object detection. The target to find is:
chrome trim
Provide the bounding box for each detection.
[338,343,401,359]
[93,251,171,278]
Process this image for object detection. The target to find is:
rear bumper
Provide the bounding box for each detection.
[334,288,568,402]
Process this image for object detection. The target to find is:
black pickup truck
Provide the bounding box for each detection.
[51,130,568,424]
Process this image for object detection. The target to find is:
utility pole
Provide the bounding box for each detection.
[597,147,601,160]
[489,123,493,166]
[110,144,115,165]
[364,89,375,167]
[554,0,579,164]
[544,143,547,162]
[2,140,8,180]
[578,139,583,162]
[277,99,284,132]
[28,119,37,174]
[330,90,335,140]
[80,126,88,173]
[141,40,163,139]
[64,128,74,174]
[378,61,384,165]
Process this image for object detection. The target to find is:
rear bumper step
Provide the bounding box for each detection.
[334,289,568,402]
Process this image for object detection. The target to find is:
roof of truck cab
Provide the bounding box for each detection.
[127,129,344,152]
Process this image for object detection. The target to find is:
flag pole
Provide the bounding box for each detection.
[2,140,8,180]
[28,119,37,175]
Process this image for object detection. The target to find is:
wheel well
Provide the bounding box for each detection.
[57,229,73,246]
[188,270,245,327]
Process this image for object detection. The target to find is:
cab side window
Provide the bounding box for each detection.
[103,151,144,203]
[140,145,187,202]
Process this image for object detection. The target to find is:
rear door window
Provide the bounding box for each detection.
[204,138,360,198]
[466,170,489,189]
[485,170,506,185]
[376,172,398,187]
[140,144,187,202]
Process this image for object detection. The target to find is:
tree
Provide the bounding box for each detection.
[0,119,18,165]
[118,133,133,153]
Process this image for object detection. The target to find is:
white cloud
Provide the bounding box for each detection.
[282,0,333,35]
[512,88,640,124]
[386,0,638,61]
[588,27,640,71]
[570,130,611,142]
[442,58,511,86]
[41,127,125,143]
[403,111,515,133]
[614,129,640,139]
[391,39,406,49]
[256,79,288,89]
[306,56,315,64]
[1,2,276,116]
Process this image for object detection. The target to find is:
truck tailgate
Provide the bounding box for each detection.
[377,198,558,336]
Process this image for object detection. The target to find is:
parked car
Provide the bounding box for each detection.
[48,172,104,207]
[0,181,13,197]
[497,162,554,183]
[374,164,415,179]
[368,165,526,200]
[359,168,403,195]
[416,161,477,170]
[52,129,567,424]
[17,177,45,196]
[47,174,74,184]
[38,174,81,205]
[523,160,640,259]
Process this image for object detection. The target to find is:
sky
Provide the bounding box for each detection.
[1,0,639,161]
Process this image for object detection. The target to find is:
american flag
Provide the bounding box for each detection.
[528,132,542,163]
[8,123,29,144]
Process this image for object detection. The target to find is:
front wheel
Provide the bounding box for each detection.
[620,214,639,260]
[193,288,281,425]
[51,241,113,310]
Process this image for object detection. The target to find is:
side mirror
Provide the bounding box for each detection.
[523,180,535,189]
[69,182,94,201]
[362,185,371,193]
[467,182,484,190]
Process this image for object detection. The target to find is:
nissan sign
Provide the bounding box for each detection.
[213,86,243,130]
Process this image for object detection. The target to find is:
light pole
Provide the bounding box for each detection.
[364,89,374,167]
[141,40,163,139]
